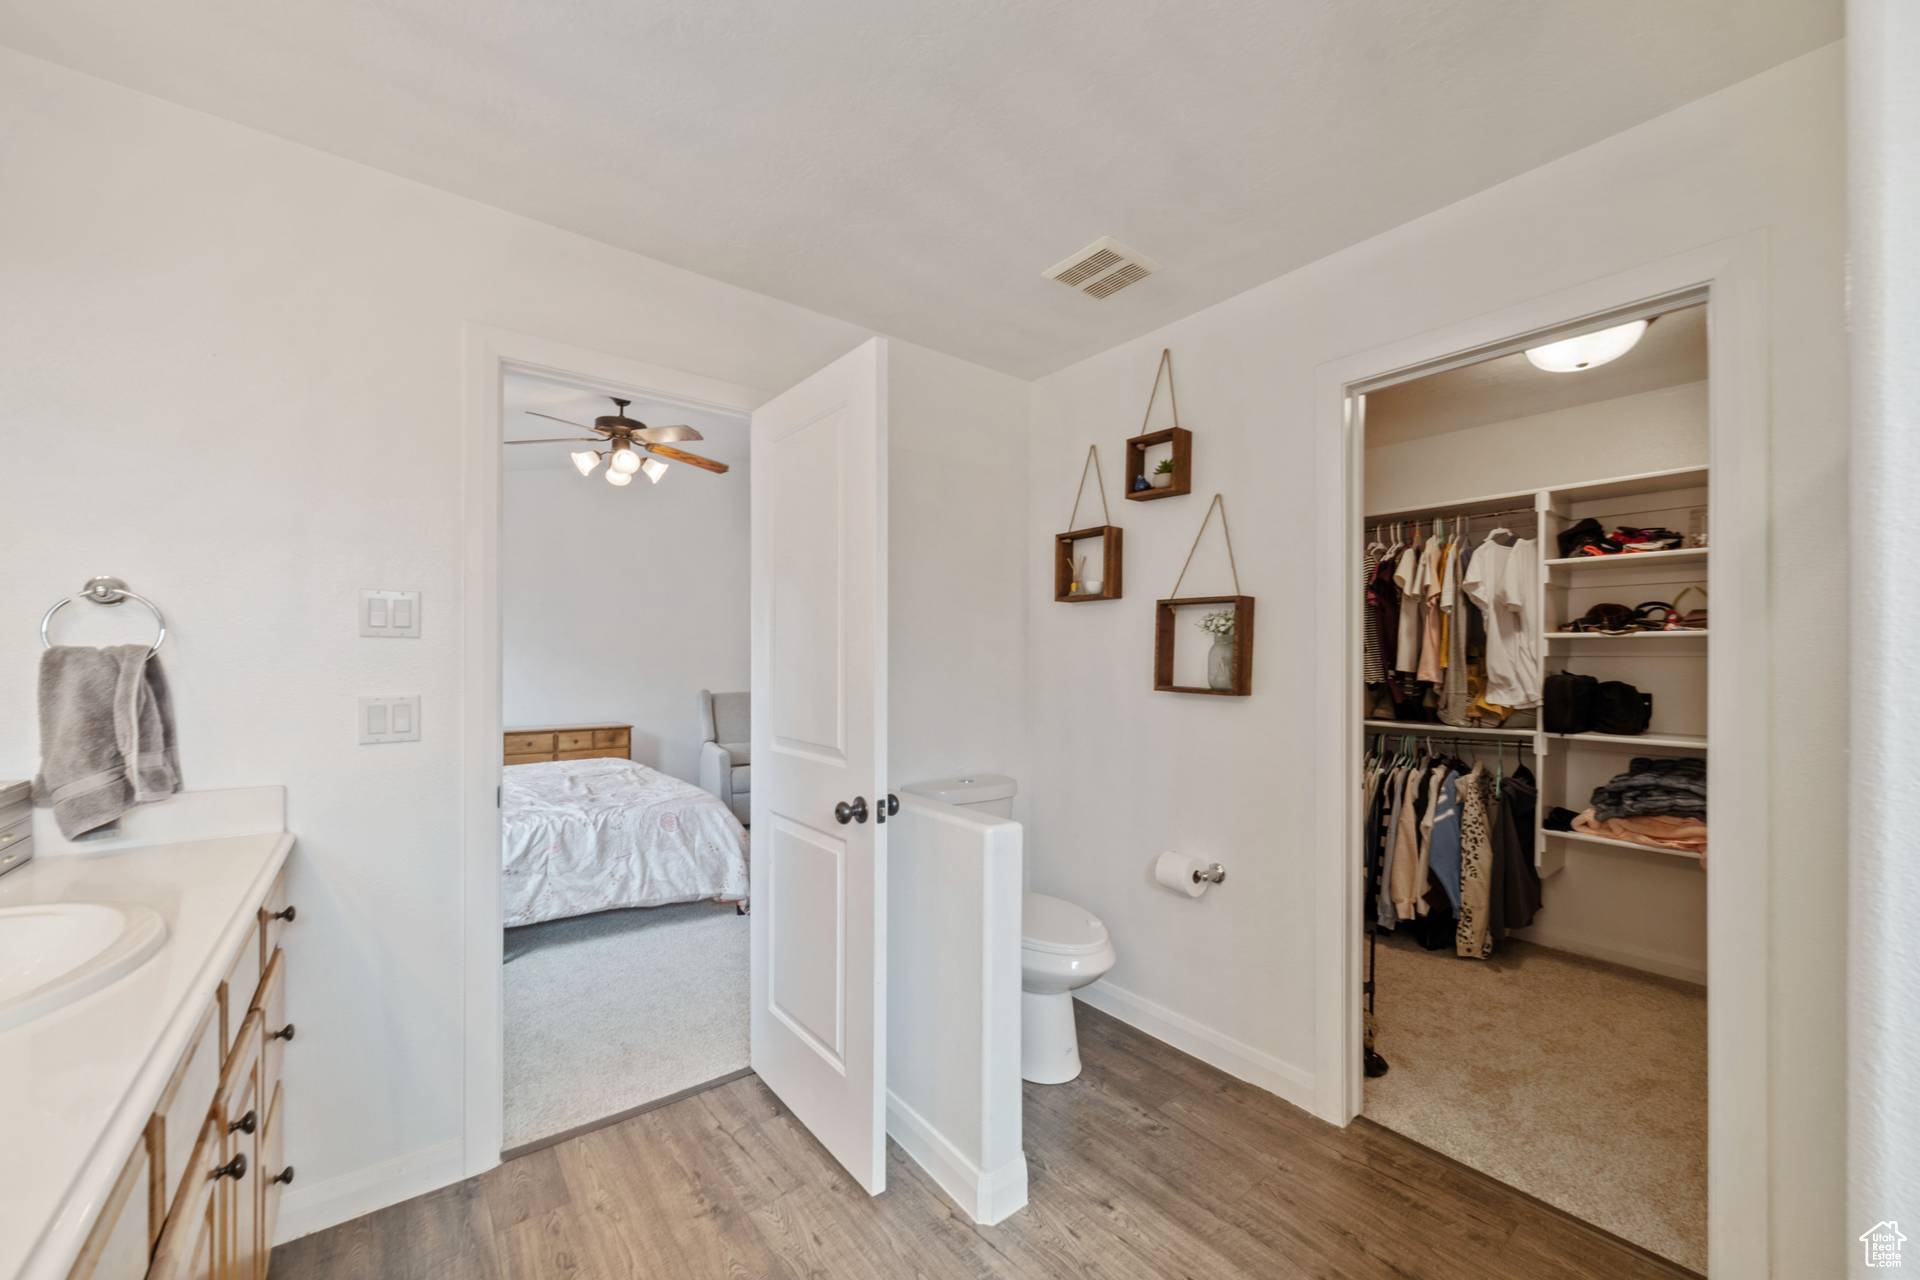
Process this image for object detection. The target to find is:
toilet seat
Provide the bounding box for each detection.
[1022,893,1109,957]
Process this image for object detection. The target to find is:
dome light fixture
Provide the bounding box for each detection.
[1524,319,1649,373]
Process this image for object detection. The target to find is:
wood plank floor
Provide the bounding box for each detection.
[271,1005,1698,1279]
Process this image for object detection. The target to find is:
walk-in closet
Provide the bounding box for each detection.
[1355,302,1710,1272]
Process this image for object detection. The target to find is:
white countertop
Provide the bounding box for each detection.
[0,829,294,1280]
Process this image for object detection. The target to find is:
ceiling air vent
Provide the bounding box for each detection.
[1044,237,1159,300]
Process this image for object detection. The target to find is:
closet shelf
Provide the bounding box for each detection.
[1545,828,1703,863]
[1542,547,1708,569]
[1547,731,1707,751]
[1362,719,1533,740]
[1547,629,1708,642]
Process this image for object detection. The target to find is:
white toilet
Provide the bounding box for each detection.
[899,773,1117,1085]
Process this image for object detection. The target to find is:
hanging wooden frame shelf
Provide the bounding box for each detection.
[1054,444,1123,602]
[1125,348,1193,501]
[1154,493,1254,696]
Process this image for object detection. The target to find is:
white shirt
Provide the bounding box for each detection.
[1462,531,1540,708]
[1392,540,1422,673]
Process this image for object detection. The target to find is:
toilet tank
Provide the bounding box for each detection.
[901,773,1017,819]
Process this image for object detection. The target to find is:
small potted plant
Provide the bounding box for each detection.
[1149,457,1176,489]
[1198,609,1236,690]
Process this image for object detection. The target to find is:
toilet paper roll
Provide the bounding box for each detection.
[1154,851,1209,899]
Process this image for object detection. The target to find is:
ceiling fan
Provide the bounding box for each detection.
[505,396,730,486]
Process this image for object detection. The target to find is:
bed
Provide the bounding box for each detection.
[501,756,750,928]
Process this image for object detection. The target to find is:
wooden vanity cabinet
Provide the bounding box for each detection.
[70,863,294,1280]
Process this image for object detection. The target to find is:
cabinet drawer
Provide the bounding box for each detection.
[148,1115,222,1280]
[220,916,262,1056]
[66,1137,150,1279]
[259,948,289,1102]
[261,1082,288,1258]
[555,747,607,760]
[152,999,220,1228]
[556,730,594,751]
[218,1014,264,1280]
[504,732,554,756]
[592,729,629,748]
[260,866,293,967]
[504,752,551,767]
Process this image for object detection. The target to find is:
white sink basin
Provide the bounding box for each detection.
[0,903,168,1032]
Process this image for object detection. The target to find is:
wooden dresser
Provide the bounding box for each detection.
[504,723,631,766]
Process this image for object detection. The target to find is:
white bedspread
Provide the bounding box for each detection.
[502,757,749,927]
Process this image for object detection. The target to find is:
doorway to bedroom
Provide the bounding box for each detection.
[498,367,754,1155]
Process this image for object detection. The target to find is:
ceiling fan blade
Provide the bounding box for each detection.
[645,443,730,474]
[524,410,596,430]
[634,424,704,444]
[505,437,600,445]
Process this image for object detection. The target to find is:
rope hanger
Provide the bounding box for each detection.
[1169,493,1242,596]
[1138,348,1182,433]
[1066,444,1113,529]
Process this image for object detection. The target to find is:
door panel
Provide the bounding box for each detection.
[750,337,887,1194]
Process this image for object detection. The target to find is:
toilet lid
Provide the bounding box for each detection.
[1023,893,1109,957]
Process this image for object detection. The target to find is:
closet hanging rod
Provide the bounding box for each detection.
[1365,504,1535,524]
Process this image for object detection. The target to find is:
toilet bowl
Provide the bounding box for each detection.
[898,772,1119,1085]
[1020,892,1116,1084]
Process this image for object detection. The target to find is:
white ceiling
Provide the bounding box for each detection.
[1366,304,1708,447]
[502,369,747,473]
[0,2,1839,378]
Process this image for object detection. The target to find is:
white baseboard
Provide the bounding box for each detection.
[272,1139,465,1246]
[886,1091,1027,1225]
[1511,927,1708,986]
[1075,980,1318,1111]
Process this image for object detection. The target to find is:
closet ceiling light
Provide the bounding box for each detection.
[605,467,632,486]
[640,457,669,484]
[1524,319,1649,373]
[570,449,601,476]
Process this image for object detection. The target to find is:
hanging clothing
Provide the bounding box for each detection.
[1454,764,1495,959]
[1461,529,1541,709]
[1415,535,1446,684]
[1362,542,1386,685]
[1487,766,1542,947]
[1427,771,1463,913]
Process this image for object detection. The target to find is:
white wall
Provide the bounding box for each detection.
[501,420,749,784]
[886,797,1025,1224]
[1364,380,1708,513]
[1026,45,1846,1275]
[0,46,1029,1237]
[1847,0,1920,1262]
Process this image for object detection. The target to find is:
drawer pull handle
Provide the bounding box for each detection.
[269,1023,296,1042]
[271,1166,296,1187]
[212,1154,248,1181]
[270,905,296,923]
[229,1109,257,1135]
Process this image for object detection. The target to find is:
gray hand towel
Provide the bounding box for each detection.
[33,644,181,838]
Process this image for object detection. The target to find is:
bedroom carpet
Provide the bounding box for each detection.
[1364,934,1706,1273]
[504,901,748,1152]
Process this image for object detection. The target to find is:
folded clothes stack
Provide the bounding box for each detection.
[1572,755,1707,859]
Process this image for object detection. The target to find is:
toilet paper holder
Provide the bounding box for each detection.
[1191,862,1227,886]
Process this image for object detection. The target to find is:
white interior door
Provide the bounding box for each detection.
[749,337,888,1193]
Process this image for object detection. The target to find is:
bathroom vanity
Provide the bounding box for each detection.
[0,824,295,1280]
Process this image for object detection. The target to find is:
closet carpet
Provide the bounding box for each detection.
[504,901,748,1152]
[1365,934,1706,1272]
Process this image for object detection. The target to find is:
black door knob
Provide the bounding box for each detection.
[269,1023,296,1042]
[229,1109,257,1135]
[885,794,899,817]
[212,1154,248,1181]
[271,1166,296,1186]
[270,905,296,923]
[833,796,869,825]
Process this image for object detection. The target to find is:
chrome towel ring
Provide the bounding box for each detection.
[40,576,167,656]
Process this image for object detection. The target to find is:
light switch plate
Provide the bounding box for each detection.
[359,695,421,744]
[359,590,421,638]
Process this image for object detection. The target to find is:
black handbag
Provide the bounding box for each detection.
[1543,672,1599,733]
[1593,681,1654,735]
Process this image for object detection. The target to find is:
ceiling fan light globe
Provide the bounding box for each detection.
[640,457,669,484]
[609,445,642,475]
[605,467,633,486]
[570,449,601,476]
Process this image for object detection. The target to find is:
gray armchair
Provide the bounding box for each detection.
[698,689,751,826]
